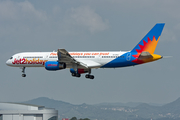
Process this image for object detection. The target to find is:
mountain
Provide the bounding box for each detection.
[160,97,180,116]
[24,97,75,115]
[95,102,143,107]
[133,97,180,119]
[23,97,180,120]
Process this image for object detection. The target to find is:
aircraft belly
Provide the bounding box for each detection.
[12,64,44,67]
[66,64,86,69]
[66,63,101,69]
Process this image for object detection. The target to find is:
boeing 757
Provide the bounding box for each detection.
[6,23,165,79]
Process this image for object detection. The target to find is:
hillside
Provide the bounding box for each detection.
[23,97,180,120]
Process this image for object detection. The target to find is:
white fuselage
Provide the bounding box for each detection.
[6,51,128,69]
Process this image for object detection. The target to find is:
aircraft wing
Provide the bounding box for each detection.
[57,49,88,68]
[77,60,101,68]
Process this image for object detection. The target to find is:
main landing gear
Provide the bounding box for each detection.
[71,73,81,77]
[21,67,26,77]
[85,74,94,79]
[71,73,94,79]
[85,69,94,79]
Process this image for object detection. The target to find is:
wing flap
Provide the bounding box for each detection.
[78,60,101,68]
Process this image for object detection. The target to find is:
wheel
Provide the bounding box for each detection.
[22,74,26,77]
[90,75,94,79]
[72,73,76,77]
[76,73,81,77]
[85,74,90,78]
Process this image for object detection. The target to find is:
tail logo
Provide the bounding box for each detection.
[132,36,160,64]
[135,36,160,54]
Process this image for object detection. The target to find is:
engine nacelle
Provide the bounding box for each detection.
[45,61,66,71]
[70,68,89,74]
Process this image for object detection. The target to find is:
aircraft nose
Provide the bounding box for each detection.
[6,60,11,66]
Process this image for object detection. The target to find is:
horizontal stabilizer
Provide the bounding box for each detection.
[137,51,162,63]
[138,52,153,60]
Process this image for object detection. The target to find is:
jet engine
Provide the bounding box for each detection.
[45,61,66,71]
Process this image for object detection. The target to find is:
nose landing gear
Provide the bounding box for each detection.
[21,67,26,77]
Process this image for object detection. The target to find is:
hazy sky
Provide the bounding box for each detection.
[0,0,179,105]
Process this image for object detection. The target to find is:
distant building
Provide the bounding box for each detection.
[0,102,58,120]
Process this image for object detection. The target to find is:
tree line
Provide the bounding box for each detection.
[70,117,90,120]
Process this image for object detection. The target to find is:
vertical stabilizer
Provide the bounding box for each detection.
[131,23,165,54]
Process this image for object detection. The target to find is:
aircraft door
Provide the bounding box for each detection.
[126,53,131,61]
[98,55,101,62]
[45,54,49,61]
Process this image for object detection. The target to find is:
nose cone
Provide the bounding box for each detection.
[6,60,11,66]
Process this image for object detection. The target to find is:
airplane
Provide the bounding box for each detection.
[6,23,165,79]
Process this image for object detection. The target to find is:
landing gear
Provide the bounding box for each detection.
[85,74,94,79]
[22,74,26,77]
[21,67,26,77]
[70,68,94,79]
[85,69,94,79]
[71,73,81,78]
[72,73,76,77]
[76,73,81,77]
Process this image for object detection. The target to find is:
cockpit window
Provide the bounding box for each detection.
[10,57,13,59]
